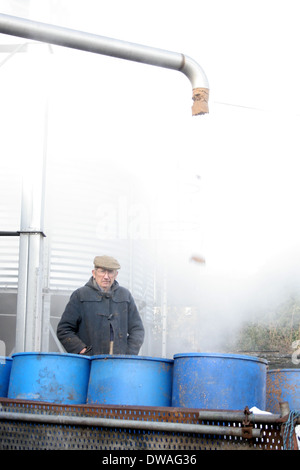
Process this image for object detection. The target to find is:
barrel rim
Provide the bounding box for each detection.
[268,368,300,373]
[173,352,268,365]
[91,354,173,363]
[11,352,91,361]
[0,356,12,362]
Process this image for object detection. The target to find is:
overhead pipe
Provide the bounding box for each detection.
[0,13,209,115]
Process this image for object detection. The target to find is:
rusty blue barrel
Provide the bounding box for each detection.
[0,357,12,397]
[87,355,173,406]
[266,369,300,413]
[8,352,91,404]
[172,353,268,410]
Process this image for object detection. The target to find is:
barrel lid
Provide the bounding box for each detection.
[11,352,91,360]
[91,354,173,363]
[173,352,268,365]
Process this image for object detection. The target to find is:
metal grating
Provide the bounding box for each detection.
[0,399,286,451]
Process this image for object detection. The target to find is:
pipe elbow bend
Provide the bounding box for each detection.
[180,55,209,115]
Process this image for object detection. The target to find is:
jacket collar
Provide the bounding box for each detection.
[86,276,119,293]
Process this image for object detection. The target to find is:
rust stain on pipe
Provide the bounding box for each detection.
[192,87,209,116]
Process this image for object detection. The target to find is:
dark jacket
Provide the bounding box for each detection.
[56,277,145,355]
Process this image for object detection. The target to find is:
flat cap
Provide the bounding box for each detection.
[94,255,121,270]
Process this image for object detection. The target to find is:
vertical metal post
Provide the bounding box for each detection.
[15,101,48,353]
[161,261,168,358]
[16,232,45,351]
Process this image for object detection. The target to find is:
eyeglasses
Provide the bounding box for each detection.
[95,268,116,277]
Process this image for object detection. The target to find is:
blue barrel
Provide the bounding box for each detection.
[172,353,267,410]
[8,352,91,404]
[87,355,173,406]
[0,357,13,397]
[266,369,300,414]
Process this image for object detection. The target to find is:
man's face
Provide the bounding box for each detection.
[93,267,118,291]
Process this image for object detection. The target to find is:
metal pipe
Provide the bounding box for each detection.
[197,410,283,424]
[197,409,300,425]
[0,411,262,438]
[0,13,209,115]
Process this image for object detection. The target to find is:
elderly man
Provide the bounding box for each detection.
[56,255,145,356]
